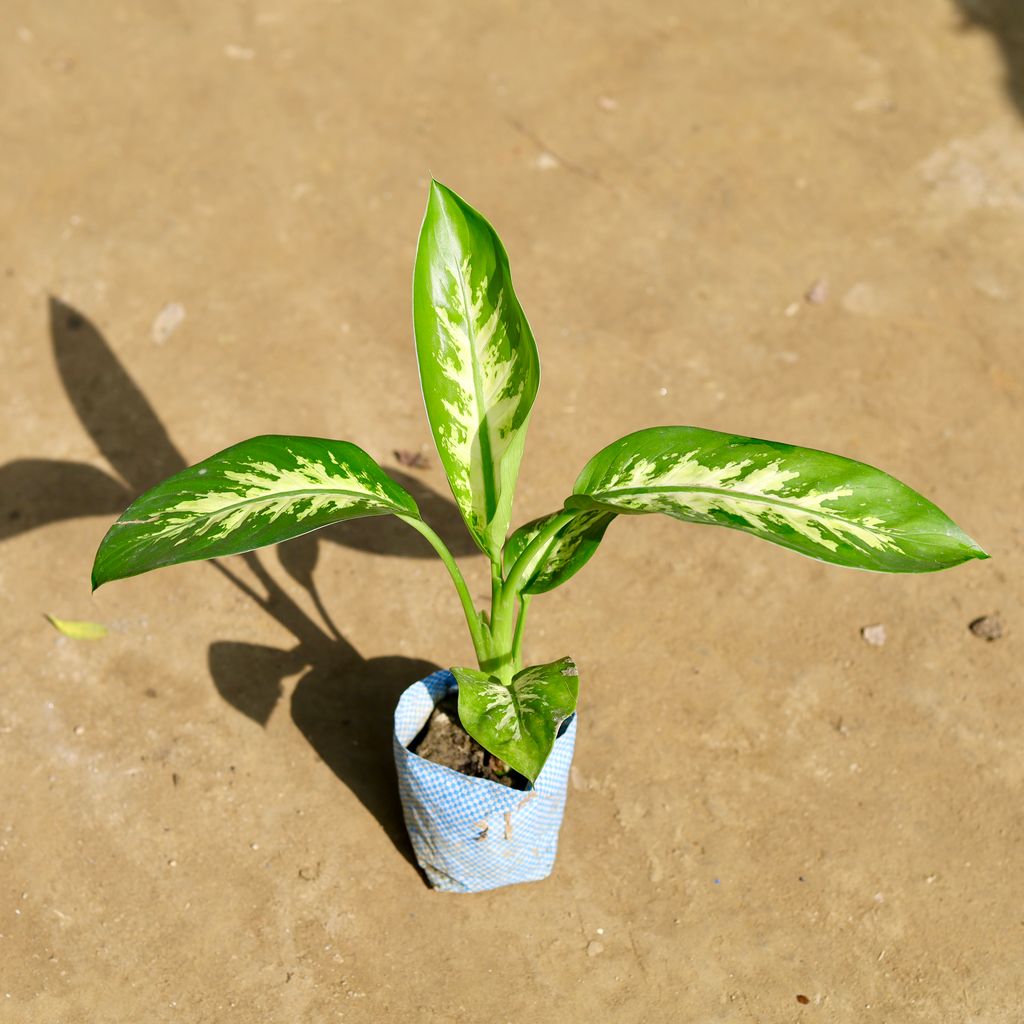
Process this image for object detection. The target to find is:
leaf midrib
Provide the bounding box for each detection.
[452,256,498,523]
[121,485,395,526]
[593,484,892,533]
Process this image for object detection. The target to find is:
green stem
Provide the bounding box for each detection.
[398,515,487,663]
[511,593,530,667]
[484,575,513,679]
[489,558,503,616]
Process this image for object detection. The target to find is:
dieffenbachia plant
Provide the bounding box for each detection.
[92,181,988,783]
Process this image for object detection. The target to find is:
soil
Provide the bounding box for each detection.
[2,2,1023,1022]
[410,693,527,788]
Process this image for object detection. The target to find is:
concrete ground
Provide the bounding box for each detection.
[1,2,1021,1020]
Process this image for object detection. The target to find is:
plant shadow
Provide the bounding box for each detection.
[954,0,1024,117]
[2,298,478,873]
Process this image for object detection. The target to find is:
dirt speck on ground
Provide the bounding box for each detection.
[860,623,887,646]
[969,613,1003,641]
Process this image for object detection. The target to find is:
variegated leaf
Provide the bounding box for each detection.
[453,656,578,782]
[568,426,987,573]
[413,181,540,560]
[504,510,615,595]
[92,435,419,588]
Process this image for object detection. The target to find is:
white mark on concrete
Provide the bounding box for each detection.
[152,302,186,344]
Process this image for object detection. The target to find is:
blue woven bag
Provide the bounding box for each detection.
[393,668,577,893]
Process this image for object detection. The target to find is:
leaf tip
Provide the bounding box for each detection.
[425,178,471,223]
[950,524,990,565]
[90,553,109,592]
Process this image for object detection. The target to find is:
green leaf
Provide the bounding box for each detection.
[92,435,419,588]
[453,656,578,783]
[504,510,615,595]
[45,615,107,639]
[413,181,540,561]
[568,426,987,573]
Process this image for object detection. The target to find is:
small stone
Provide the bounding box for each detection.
[152,302,186,344]
[586,940,605,957]
[73,725,85,736]
[535,152,559,171]
[968,614,1002,641]
[805,278,829,304]
[796,994,810,1005]
[860,623,887,646]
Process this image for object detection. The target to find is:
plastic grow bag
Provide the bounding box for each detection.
[393,668,577,893]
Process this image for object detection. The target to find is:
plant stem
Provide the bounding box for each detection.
[398,515,487,663]
[490,558,502,614]
[511,593,530,666]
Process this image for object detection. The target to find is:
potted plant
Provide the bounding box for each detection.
[92,181,987,893]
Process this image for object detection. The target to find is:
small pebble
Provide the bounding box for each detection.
[805,278,829,304]
[535,152,559,171]
[860,623,886,646]
[796,994,810,1005]
[968,614,1002,642]
[152,302,186,344]
[73,725,85,736]
[586,941,605,957]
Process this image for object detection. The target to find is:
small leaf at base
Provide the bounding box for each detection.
[453,656,578,782]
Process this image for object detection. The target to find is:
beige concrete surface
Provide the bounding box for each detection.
[1,2,1021,1020]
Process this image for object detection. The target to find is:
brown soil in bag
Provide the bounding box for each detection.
[411,693,529,789]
